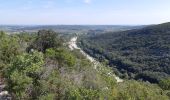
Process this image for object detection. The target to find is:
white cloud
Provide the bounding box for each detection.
[84,0,91,4]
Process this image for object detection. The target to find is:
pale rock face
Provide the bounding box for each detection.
[0,91,8,96]
[0,84,11,99]
[68,37,79,50]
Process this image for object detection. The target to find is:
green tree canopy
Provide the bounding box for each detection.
[28,30,62,53]
[5,51,44,99]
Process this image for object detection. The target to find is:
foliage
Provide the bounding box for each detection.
[5,51,44,99]
[28,30,62,53]
[159,78,170,90]
[1,30,170,99]
[115,80,169,100]
[46,48,76,67]
[79,22,170,83]
[0,31,20,71]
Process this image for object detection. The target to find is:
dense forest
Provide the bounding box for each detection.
[79,22,170,84]
[0,29,170,99]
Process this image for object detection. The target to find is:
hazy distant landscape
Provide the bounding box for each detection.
[0,25,143,34]
[1,0,170,100]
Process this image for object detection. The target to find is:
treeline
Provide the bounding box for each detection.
[0,30,170,99]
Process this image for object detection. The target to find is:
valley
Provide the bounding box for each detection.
[0,23,170,100]
[68,36,123,83]
[1,0,170,99]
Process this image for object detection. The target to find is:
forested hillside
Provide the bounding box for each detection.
[79,22,170,84]
[0,30,170,99]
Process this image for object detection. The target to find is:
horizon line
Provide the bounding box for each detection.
[0,24,150,26]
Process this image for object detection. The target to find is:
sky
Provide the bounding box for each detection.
[0,0,170,25]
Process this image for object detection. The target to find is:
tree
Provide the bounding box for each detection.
[159,78,170,90]
[5,51,44,99]
[45,48,76,68]
[28,30,62,53]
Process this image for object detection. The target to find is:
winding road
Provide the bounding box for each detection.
[68,37,123,83]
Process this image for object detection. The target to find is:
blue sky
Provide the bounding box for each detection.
[0,0,170,25]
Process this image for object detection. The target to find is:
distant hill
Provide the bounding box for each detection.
[79,22,170,83]
[0,25,143,34]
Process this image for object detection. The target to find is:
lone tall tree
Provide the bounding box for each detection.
[28,30,62,53]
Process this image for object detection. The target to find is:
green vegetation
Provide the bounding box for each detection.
[5,51,44,99]
[116,80,168,100]
[27,30,62,53]
[0,31,21,73]
[79,22,170,83]
[0,29,170,99]
[159,78,170,90]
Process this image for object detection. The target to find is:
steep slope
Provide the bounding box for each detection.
[1,30,170,99]
[79,22,170,83]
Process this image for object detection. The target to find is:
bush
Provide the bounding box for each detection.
[28,30,62,53]
[159,78,170,90]
[5,51,44,99]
